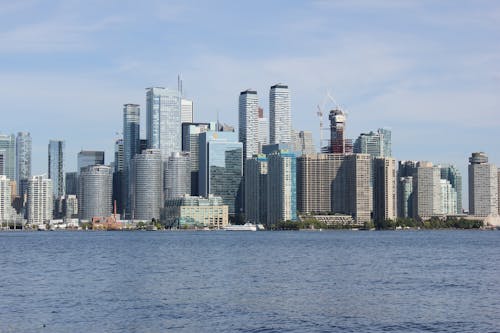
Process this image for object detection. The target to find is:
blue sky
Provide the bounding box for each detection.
[1,0,499,203]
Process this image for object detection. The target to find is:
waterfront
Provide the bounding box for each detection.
[0,231,499,332]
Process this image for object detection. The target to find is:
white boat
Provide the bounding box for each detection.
[223,223,257,231]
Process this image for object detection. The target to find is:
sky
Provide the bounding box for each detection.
[1,0,500,205]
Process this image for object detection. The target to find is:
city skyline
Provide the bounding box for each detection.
[1,1,499,205]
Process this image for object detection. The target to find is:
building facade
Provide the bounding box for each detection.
[163,195,228,229]
[244,155,268,225]
[27,175,53,224]
[267,150,297,225]
[16,132,31,198]
[468,152,498,217]
[164,151,191,200]
[181,98,193,124]
[269,84,291,145]
[77,151,105,173]
[48,140,65,198]
[353,128,392,158]
[238,89,259,160]
[0,134,16,181]
[413,162,442,220]
[78,165,112,220]
[373,157,397,222]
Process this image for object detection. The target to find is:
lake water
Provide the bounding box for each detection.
[0,230,499,332]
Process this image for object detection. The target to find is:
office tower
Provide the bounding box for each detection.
[164,151,191,200]
[269,84,291,145]
[398,176,413,218]
[181,98,193,124]
[468,152,498,216]
[440,164,462,214]
[130,149,163,221]
[182,122,213,195]
[440,179,457,215]
[353,128,392,158]
[0,134,16,181]
[113,139,125,215]
[373,157,397,222]
[146,87,181,160]
[0,175,16,223]
[257,107,269,153]
[16,132,31,198]
[413,162,442,220]
[27,175,53,224]
[65,172,78,195]
[245,155,268,225]
[63,195,78,219]
[267,150,297,225]
[77,151,105,173]
[239,89,259,160]
[78,165,112,220]
[296,153,372,224]
[199,131,243,216]
[328,109,347,153]
[123,103,140,215]
[48,140,65,198]
[292,130,315,156]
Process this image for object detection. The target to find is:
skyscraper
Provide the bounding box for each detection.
[181,98,194,124]
[267,150,297,225]
[199,131,243,216]
[16,132,31,198]
[164,152,191,200]
[146,87,181,160]
[113,139,125,215]
[292,130,315,156]
[78,165,112,220]
[257,107,269,153]
[238,89,259,160]
[244,155,268,225]
[373,157,397,222]
[397,160,418,218]
[123,103,141,216]
[77,150,105,173]
[0,134,16,181]
[413,162,442,220]
[65,172,78,196]
[353,128,392,158]
[0,175,16,223]
[440,164,462,214]
[131,149,163,221]
[328,109,346,154]
[48,140,65,198]
[27,175,53,224]
[269,84,291,145]
[468,152,498,217]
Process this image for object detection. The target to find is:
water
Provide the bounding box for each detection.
[0,230,499,332]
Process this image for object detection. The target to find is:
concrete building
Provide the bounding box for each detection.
[0,175,16,223]
[373,157,397,222]
[239,89,259,160]
[0,134,16,181]
[440,179,457,215]
[27,175,53,224]
[16,132,31,198]
[164,151,191,200]
[267,150,297,225]
[130,149,163,221]
[163,195,228,229]
[48,140,65,199]
[413,162,442,220]
[244,155,268,225]
[468,152,498,217]
[257,107,269,153]
[269,84,291,145]
[353,128,392,158]
[146,87,182,160]
[78,165,112,220]
[181,98,193,124]
[199,131,243,216]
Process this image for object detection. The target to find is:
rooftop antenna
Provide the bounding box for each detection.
[216,111,220,131]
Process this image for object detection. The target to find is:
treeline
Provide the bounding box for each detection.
[373,217,483,230]
[272,219,364,230]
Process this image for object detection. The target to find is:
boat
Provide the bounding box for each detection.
[223,223,257,231]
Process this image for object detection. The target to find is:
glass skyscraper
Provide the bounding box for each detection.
[269,84,292,145]
[48,140,65,198]
[146,87,181,160]
[77,151,105,173]
[199,131,243,216]
[0,134,16,182]
[16,132,31,198]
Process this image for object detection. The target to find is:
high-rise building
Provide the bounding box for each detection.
[113,139,125,216]
[199,131,243,216]
[163,194,228,229]
[468,152,498,217]
[164,152,191,200]
[27,175,53,224]
[114,139,124,173]
[267,150,297,225]
[0,134,16,181]
[181,122,213,195]
[123,103,141,216]
[440,164,462,214]
[65,172,78,196]
[373,157,397,222]
[413,162,442,220]
[16,132,31,198]
[353,128,392,158]
[0,153,4,175]
[238,89,259,160]
[48,140,65,198]
[130,149,163,221]
[440,179,457,215]
[77,151,105,173]
[0,175,16,223]
[398,176,414,218]
[328,109,346,154]
[63,195,78,219]
[269,84,291,145]
[292,130,315,156]
[78,165,112,220]
[181,98,193,124]
[245,155,268,225]
[146,87,181,160]
[257,107,269,153]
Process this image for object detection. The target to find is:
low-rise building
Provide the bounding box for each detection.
[163,195,228,229]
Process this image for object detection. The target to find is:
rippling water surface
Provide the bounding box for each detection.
[0,230,499,332]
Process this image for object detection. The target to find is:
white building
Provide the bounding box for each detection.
[373,157,397,222]
[440,179,457,215]
[269,84,292,145]
[267,150,297,225]
[181,98,193,124]
[413,162,442,220]
[0,175,15,222]
[257,107,269,153]
[27,175,53,224]
[238,89,259,160]
[468,152,498,217]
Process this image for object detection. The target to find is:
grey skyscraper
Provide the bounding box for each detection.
[373,157,397,222]
[77,151,105,173]
[0,134,16,181]
[200,131,243,216]
[468,152,498,217]
[16,132,31,198]
[164,152,191,200]
[27,175,53,224]
[123,103,140,215]
[440,164,462,214]
[182,122,213,195]
[353,128,392,158]
[269,84,292,145]
[113,139,125,215]
[257,107,269,153]
[245,155,268,225]
[48,140,65,198]
[238,89,259,160]
[131,149,163,221]
[78,165,112,220]
[146,87,181,160]
[181,99,193,124]
[413,162,442,220]
[65,172,78,195]
[397,160,418,218]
